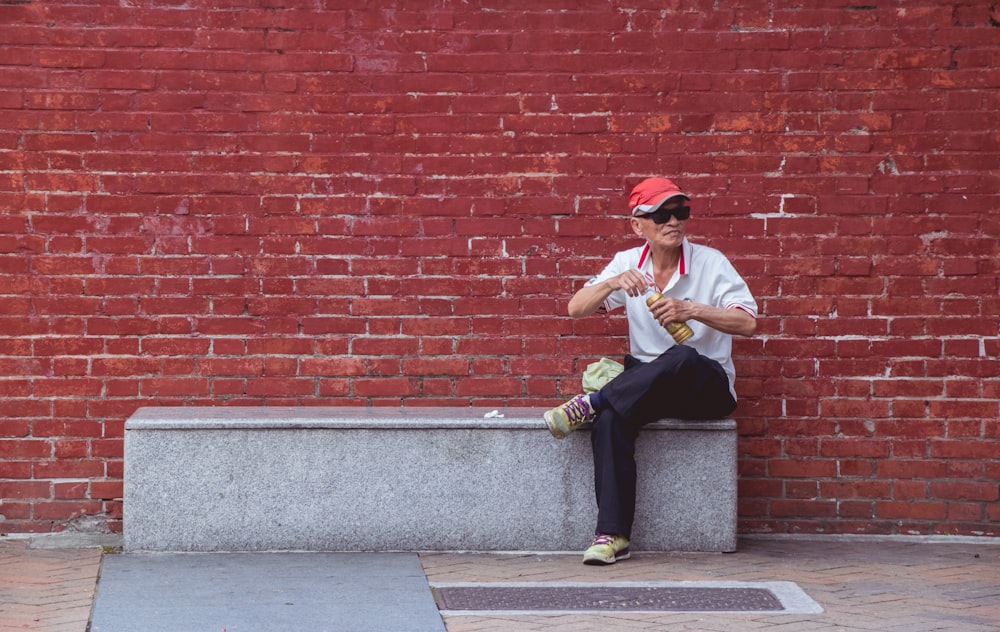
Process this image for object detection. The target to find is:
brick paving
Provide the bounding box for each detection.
[1,536,998,631]
[420,537,1000,632]
[0,539,101,632]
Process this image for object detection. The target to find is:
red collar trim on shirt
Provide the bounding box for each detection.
[638,242,688,275]
[638,243,651,268]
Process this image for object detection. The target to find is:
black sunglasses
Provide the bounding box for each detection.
[642,204,691,224]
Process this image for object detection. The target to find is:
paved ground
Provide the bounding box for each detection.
[0,539,101,632]
[1,535,998,631]
[422,538,1000,631]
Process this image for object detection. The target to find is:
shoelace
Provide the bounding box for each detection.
[563,396,592,424]
[591,533,616,547]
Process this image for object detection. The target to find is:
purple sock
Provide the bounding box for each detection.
[588,391,607,411]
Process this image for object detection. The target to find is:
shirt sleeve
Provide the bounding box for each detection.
[584,251,632,313]
[713,256,758,317]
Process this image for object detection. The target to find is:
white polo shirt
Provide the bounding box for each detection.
[584,238,758,399]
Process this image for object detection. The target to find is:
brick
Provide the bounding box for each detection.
[91,480,124,499]
[246,378,314,397]
[822,480,893,500]
[770,499,838,518]
[930,481,999,502]
[354,378,420,398]
[929,440,997,460]
[140,378,211,397]
[92,439,123,459]
[820,440,891,459]
[32,460,105,480]
[769,459,838,479]
[0,439,52,458]
[32,419,102,439]
[876,501,948,521]
[402,357,470,376]
[53,440,88,459]
[455,377,522,396]
[0,480,50,500]
[33,500,104,521]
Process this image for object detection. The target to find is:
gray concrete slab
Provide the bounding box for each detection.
[124,406,736,552]
[90,552,445,632]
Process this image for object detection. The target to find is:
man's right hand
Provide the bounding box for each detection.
[607,269,650,298]
[568,270,650,317]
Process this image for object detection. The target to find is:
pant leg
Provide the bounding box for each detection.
[602,346,736,422]
[590,346,737,538]
[591,406,642,537]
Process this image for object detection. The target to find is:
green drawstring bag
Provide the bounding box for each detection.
[582,357,625,393]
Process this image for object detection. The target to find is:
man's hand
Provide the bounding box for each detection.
[607,269,650,298]
[646,294,691,326]
[649,296,757,337]
[567,269,651,317]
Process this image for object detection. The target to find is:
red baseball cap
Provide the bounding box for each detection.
[627,178,691,216]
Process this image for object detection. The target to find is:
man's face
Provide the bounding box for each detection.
[630,197,689,248]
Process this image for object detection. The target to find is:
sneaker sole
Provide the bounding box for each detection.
[583,549,631,566]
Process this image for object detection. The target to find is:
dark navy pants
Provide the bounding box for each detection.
[591,345,737,538]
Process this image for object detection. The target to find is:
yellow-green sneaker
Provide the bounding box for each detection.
[582,533,630,565]
[543,394,596,439]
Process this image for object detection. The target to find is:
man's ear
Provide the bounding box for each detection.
[629,216,644,236]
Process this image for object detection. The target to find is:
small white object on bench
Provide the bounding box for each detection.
[123,407,736,552]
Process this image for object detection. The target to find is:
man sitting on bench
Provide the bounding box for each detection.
[544,177,758,565]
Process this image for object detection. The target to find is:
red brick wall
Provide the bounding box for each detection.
[1,1,998,536]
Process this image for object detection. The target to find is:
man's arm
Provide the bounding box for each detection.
[567,269,649,318]
[649,296,757,337]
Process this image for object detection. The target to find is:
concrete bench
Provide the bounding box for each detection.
[123,407,736,553]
